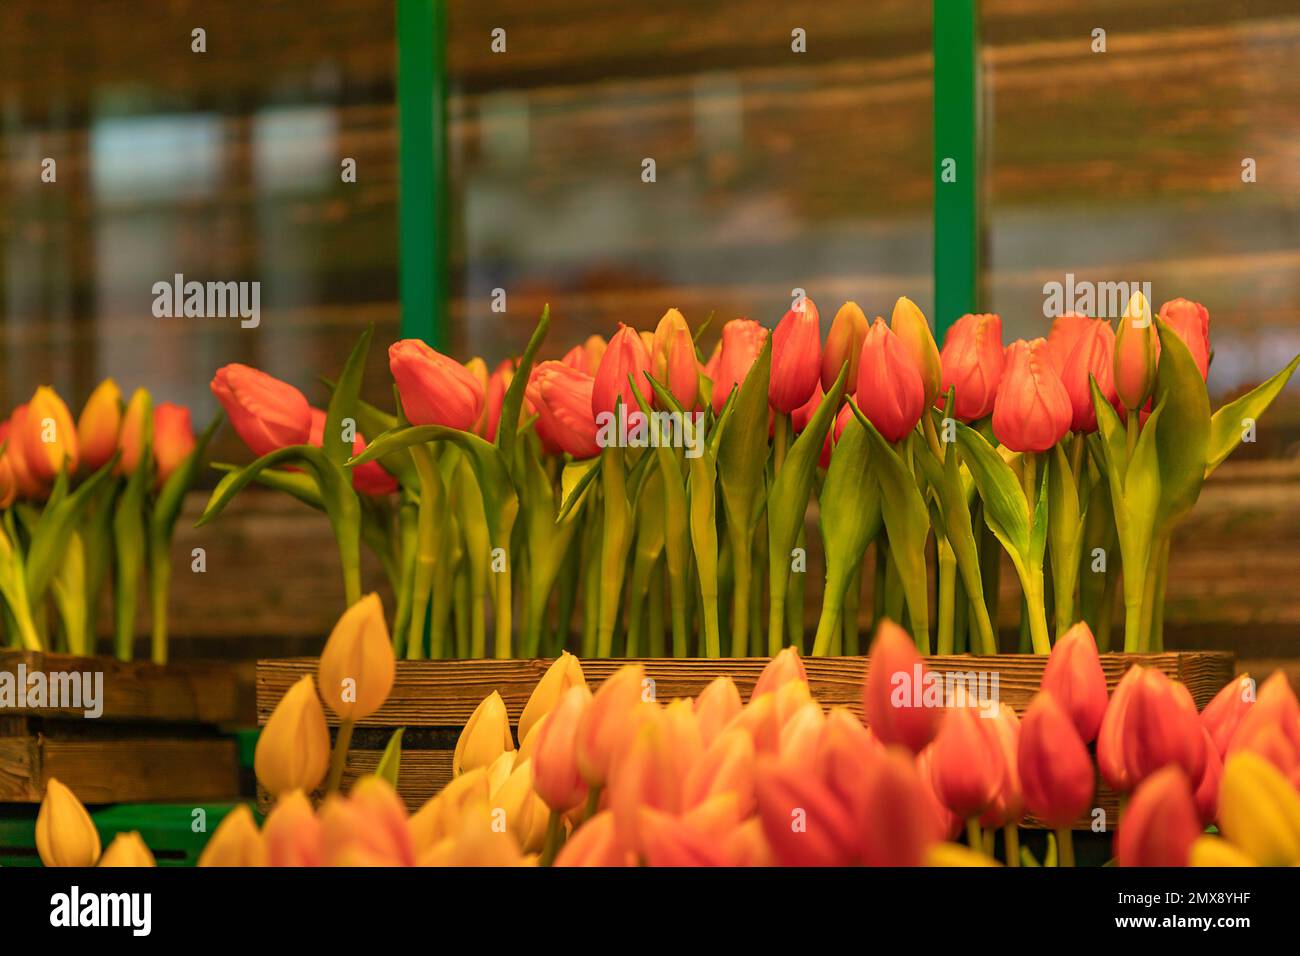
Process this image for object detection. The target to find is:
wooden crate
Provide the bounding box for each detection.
[0,651,251,804]
[257,651,1234,827]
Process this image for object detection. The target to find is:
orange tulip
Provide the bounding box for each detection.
[1159,298,1210,379]
[750,646,807,701]
[1097,666,1141,793]
[262,790,324,867]
[978,703,1023,829]
[991,338,1072,453]
[1040,621,1108,742]
[318,776,415,866]
[1113,292,1159,411]
[77,379,123,472]
[0,450,16,508]
[859,746,944,866]
[650,308,700,410]
[1057,320,1119,433]
[1194,727,1222,826]
[561,335,607,377]
[929,705,1004,819]
[526,361,601,459]
[684,727,756,815]
[1115,765,1201,867]
[890,296,942,408]
[778,700,827,776]
[915,745,964,841]
[815,708,882,815]
[388,340,485,431]
[862,619,942,753]
[532,684,592,813]
[152,402,195,487]
[822,302,869,392]
[576,664,651,788]
[855,318,925,442]
[770,297,821,414]
[709,318,768,414]
[592,324,652,420]
[1226,672,1300,781]
[4,406,45,498]
[1017,693,1094,830]
[754,756,858,866]
[608,708,693,852]
[480,358,515,442]
[553,810,633,867]
[1119,667,1206,790]
[211,364,312,456]
[1045,312,1094,372]
[693,675,743,746]
[1201,673,1255,759]
[938,313,1005,420]
[22,386,79,481]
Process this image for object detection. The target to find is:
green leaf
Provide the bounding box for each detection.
[717,335,772,539]
[1090,375,1127,484]
[496,305,550,469]
[152,414,222,541]
[1151,317,1210,529]
[1206,352,1300,475]
[324,324,374,468]
[557,457,601,521]
[953,423,1030,559]
[373,728,404,789]
[197,445,334,528]
[25,456,120,604]
[1046,443,1081,633]
[210,462,324,510]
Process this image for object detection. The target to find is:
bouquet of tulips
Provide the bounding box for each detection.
[0,382,216,663]
[202,291,1299,659]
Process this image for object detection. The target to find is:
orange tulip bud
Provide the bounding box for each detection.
[855,318,925,442]
[651,308,700,410]
[929,705,1004,819]
[609,711,690,852]
[637,807,733,867]
[254,675,331,799]
[1120,667,1206,790]
[1201,673,1255,759]
[1194,728,1223,826]
[22,386,79,482]
[561,335,607,377]
[197,804,267,867]
[1158,298,1210,379]
[815,708,882,814]
[859,746,944,866]
[532,685,592,813]
[553,810,633,867]
[770,297,822,414]
[319,775,416,866]
[938,313,1005,420]
[1116,766,1201,867]
[210,364,311,456]
[822,302,869,392]
[0,450,16,509]
[709,318,768,414]
[862,619,942,753]
[576,663,651,787]
[1045,312,1094,372]
[890,296,942,407]
[263,790,324,866]
[1040,621,1108,742]
[1226,672,1300,781]
[526,361,601,459]
[1097,666,1141,793]
[1057,320,1119,433]
[693,675,743,746]
[750,646,807,701]
[1113,292,1159,411]
[152,402,195,487]
[481,359,515,442]
[978,704,1023,829]
[388,340,485,430]
[591,324,652,420]
[778,700,826,776]
[4,406,46,498]
[317,593,395,722]
[1017,693,1095,830]
[97,831,156,868]
[684,727,756,815]
[992,339,1072,452]
[915,744,964,841]
[77,379,123,472]
[754,756,858,866]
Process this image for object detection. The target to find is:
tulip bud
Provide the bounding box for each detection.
[409,768,491,852]
[1201,673,1255,759]
[562,335,607,377]
[116,388,152,477]
[991,339,1072,452]
[5,406,45,498]
[1225,672,1300,782]
[388,340,485,431]
[1040,621,1108,742]
[553,810,632,867]
[1159,298,1210,379]
[1116,766,1201,867]
[263,789,325,866]
[693,675,743,746]
[453,690,515,776]
[770,297,822,414]
[526,361,602,459]
[709,318,768,414]
[97,831,156,867]
[255,674,331,798]
[1113,292,1159,411]
[1119,667,1206,790]
[1217,752,1300,866]
[858,746,945,866]
[491,757,550,853]
[1189,835,1256,867]
[938,313,1005,420]
[519,651,587,742]
[592,324,652,420]
[318,593,395,722]
[916,745,964,840]
[778,700,827,776]
[815,708,882,812]
[1195,728,1223,826]
[684,727,756,815]
[750,646,807,701]
[1057,320,1119,433]
[754,756,859,866]
[22,386,79,482]
[638,806,733,867]
[1017,693,1095,830]
[532,685,592,813]
[651,308,700,410]
[890,296,942,407]
[1045,312,1093,372]
[822,302,869,392]
[319,775,416,866]
[35,778,101,867]
[862,619,941,753]
[855,319,926,442]
[978,704,1023,829]
[929,705,1004,819]
[1096,666,1141,793]
[152,402,195,487]
[197,804,267,867]
[609,710,690,852]
[211,364,312,456]
[77,379,123,472]
[481,359,515,442]
[577,664,651,787]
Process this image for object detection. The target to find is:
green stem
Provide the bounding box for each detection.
[539,809,565,867]
[647,561,666,658]
[843,558,863,655]
[966,818,981,851]
[1055,828,1075,868]
[493,545,512,658]
[730,537,752,657]
[148,544,170,665]
[597,446,629,658]
[1003,825,1020,867]
[326,718,355,794]
[937,539,957,655]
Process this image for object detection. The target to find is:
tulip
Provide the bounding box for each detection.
[1113,292,1159,411]
[152,402,195,487]
[609,711,690,852]
[822,302,869,392]
[22,386,79,481]
[561,335,607,377]
[210,363,312,456]
[35,778,101,867]
[862,619,942,753]
[684,727,756,815]
[0,451,16,508]
[770,297,822,414]
[5,406,45,497]
[116,388,151,476]
[1115,766,1201,867]
[319,775,415,866]
[464,356,490,430]
[409,768,491,852]
[197,805,267,867]
[491,757,550,853]
[317,593,395,721]
[576,664,651,788]
[859,746,944,866]
[419,805,530,867]
[750,646,807,701]
[1217,752,1300,866]
[815,708,882,813]
[592,324,652,420]
[1159,298,1210,379]
[526,361,602,459]
[308,408,397,496]
[1119,667,1206,790]
[637,807,734,867]
[1189,835,1256,867]
[854,319,925,442]
[1226,672,1300,771]
[254,675,331,798]
[992,339,1072,453]
[553,811,633,867]
[1040,621,1108,742]
[709,318,768,414]
[532,685,592,813]
[1017,693,1094,830]
[650,308,700,409]
[77,379,123,472]
[1045,312,1094,372]
[518,651,586,743]
[1194,728,1223,826]
[481,359,515,442]
[388,339,485,430]
[926,842,1003,867]
[1096,666,1141,793]
[890,296,942,407]
[724,818,776,867]
[263,790,325,866]
[693,675,743,746]
[453,690,515,776]
[754,756,859,866]
[978,704,1023,829]
[938,313,1005,420]
[1201,673,1255,759]
[915,745,964,841]
[97,831,156,867]
[778,701,827,776]
[1058,320,1119,433]
[929,705,1004,819]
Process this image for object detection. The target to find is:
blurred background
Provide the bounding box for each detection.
[2,1,1298,669]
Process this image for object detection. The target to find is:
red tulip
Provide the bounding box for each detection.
[710,318,768,414]
[1194,728,1222,826]
[389,340,485,431]
[929,705,1004,819]
[1097,666,1141,793]
[592,324,652,421]
[822,302,868,392]
[770,297,822,414]
[1113,293,1158,412]
[211,364,312,456]
[751,646,807,701]
[153,402,196,488]
[979,703,1023,829]
[890,296,942,407]
[481,359,515,442]
[526,361,601,459]
[1017,693,1094,830]
[1201,673,1255,759]
[4,406,46,498]
[855,318,925,442]
[1226,672,1300,782]
[859,746,944,866]
[862,619,942,753]
[754,756,858,866]
[1115,766,1201,867]
[650,309,699,410]
[915,745,964,840]
[531,685,592,813]
[1158,298,1210,379]
[992,339,1072,452]
[1040,621,1108,743]
[1058,320,1119,433]
[1045,312,1094,372]
[1119,667,1206,790]
[938,313,1005,421]
[308,409,397,496]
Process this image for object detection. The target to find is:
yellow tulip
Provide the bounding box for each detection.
[419,802,529,867]
[925,842,1002,867]
[518,651,586,742]
[35,778,101,867]
[1189,835,1256,867]
[890,296,942,406]
[1218,752,1300,866]
[491,757,550,853]
[97,832,156,867]
[77,379,123,472]
[410,767,491,853]
[262,790,323,866]
[317,593,395,721]
[453,691,514,776]
[255,675,331,798]
[197,805,267,867]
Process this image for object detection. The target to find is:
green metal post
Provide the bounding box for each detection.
[933,0,981,341]
[397,0,449,348]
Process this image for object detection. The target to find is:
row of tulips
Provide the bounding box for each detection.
[202,292,1300,658]
[33,591,1300,867]
[0,382,215,662]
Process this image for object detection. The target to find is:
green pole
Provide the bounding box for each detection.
[933,0,981,342]
[396,0,449,348]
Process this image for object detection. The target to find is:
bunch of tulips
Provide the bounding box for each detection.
[202,292,1300,659]
[30,592,1299,868]
[0,381,214,662]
